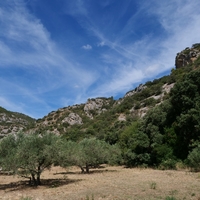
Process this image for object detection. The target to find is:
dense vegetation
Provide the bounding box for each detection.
[56,67,200,169]
[58,43,200,170]
[121,69,200,168]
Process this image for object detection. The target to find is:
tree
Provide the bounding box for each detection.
[138,101,172,165]
[0,132,60,186]
[56,140,80,169]
[169,69,200,159]
[59,138,121,173]
[77,138,121,173]
[123,131,150,167]
[0,132,24,172]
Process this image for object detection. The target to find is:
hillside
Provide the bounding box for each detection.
[34,81,173,139]
[31,44,200,140]
[0,106,35,137]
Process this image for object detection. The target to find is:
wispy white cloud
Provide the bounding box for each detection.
[97,41,105,47]
[63,0,88,16]
[82,44,92,50]
[93,63,144,97]
[0,5,53,68]
[0,1,96,84]
[156,1,200,49]
[73,0,200,98]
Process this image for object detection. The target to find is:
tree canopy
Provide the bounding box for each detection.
[0,132,122,186]
[58,138,121,173]
[0,132,60,185]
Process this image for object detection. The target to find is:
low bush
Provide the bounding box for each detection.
[187,145,200,172]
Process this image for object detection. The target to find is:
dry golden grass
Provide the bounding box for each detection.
[0,165,200,200]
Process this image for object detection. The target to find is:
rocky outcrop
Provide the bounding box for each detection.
[62,113,83,125]
[0,110,35,136]
[175,44,200,69]
[84,98,109,119]
[129,83,174,118]
[118,113,126,121]
[84,98,104,111]
[150,83,174,101]
[0,113,30,125]
[125,84,146,98]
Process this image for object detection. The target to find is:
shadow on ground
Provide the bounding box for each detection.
[54,168,118,175]
[0,178,82,192]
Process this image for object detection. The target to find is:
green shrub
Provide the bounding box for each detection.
[187,145,200,171]
[159,159,177,170]
[194,56,200,67]
[143,98,157,107]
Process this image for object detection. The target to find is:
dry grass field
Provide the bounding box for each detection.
[0,165,200,200]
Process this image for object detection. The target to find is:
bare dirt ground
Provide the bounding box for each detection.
[0,165,200,200]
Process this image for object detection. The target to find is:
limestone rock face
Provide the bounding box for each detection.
[83,98,109,119]
[125,84,147,98]
[175,44,200,69]
[118,114,126,121]
[62,113,83,125]
[0,112,34,136]
[84,99,104,111]
[0,113,29,124]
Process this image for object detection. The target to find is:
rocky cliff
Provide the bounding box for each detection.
[175,43,200,69]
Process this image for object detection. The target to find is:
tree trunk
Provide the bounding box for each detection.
[28,177,32,186]
[31,173,37,186]
[86,163,90,173]
[37,173,41,185]
[78,165,85,173]
[31,172,42,186]
[37,165,42,185]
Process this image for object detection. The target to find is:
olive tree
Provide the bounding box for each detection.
[0,132,24,172]
[59,138,121,173]
[0,132,60,186]
[56,140,80,168]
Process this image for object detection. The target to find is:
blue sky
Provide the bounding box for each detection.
[1,0,200,119]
